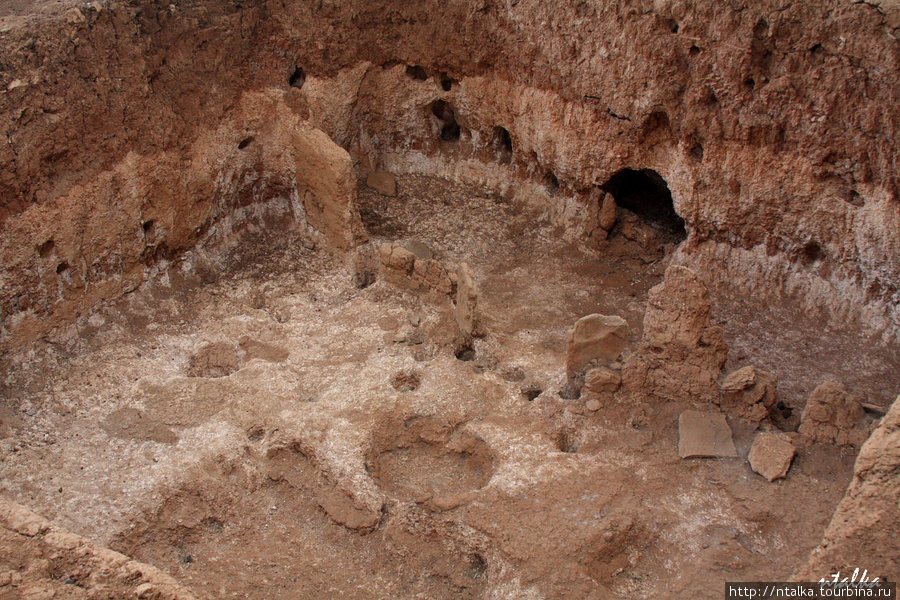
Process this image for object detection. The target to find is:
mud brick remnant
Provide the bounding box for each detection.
[799,382,871,448]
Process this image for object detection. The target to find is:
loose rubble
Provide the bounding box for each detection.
[748,432,797,482]
[678,410,738,459]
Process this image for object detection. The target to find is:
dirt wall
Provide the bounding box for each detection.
[1,0,899,348]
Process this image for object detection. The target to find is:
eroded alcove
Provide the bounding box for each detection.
[601,168,686,243]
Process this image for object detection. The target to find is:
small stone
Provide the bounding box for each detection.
[746,402,769,423]
[391,329,411,344]
[721,366,757,392]
[366,170,397,196]
[566,314,629,378]
[599,192,618,231]
[404,240,434,260]
[500,366,526,382]
[722,366,777,409]
[748,432,796,481]
[134,583,159,600]
[585,399,602,411]
[585,366,622,394]
[678,410,738,458]
[431,490,476,511]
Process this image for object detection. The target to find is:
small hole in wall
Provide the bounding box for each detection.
[238,137,254,150]
[38,239,55,258]
[354,268,376,289]
[665,18,679,33]
[644,111,670,133]
[744,77,756,90]
[776,401,792,419]
[455,343,476,362]
[439,72,457,91]
[441,122,461,142]
[467,554,488,579]
[801,242,826,267]
[810,43,824,55]
[690,143,704,160]
[753,18,769,40]
[406,65,429,81]
[289,67,306,89]
[844,189,864,207]
[431,99,454,121]
[56,262,69,274]
[390,370,421,392]
[544,172,560,195]
[492,126,513,164]
[689,45,701,56]
[554,429,581,453]
[431,100,461,142]
[521,385,542,402]
[142,220,155,234]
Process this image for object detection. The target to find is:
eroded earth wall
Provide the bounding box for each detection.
[1,0,899,350]
[793,394,900,582]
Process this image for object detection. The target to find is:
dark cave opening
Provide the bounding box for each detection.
[431,100,461,142]
[492,126,513,164]
[601,168,686,242]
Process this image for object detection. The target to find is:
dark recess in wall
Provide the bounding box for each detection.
[492,127,513,164]
[601,168,686,242]
[289,67,306,89]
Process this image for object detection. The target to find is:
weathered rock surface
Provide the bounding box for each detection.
[0,88,366,352]
[1,0,900,352]
[0,496,198,600]
[748,432,797,482]
[189,341,241,378]
[366,170,397,196]
[678,410,738,459]
[455,262,478,338]
[793,395,900,583]
[566,314,629,379]
[624,265,728,402]
[293,123,368,250]
[799,382,870,448]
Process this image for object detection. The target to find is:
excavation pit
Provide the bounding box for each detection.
[368,418,494,504]
[1,2,900,599]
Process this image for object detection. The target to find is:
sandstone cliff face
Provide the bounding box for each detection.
[1,0,899,349]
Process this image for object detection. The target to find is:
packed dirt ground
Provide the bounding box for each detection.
[1,174,896,599]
